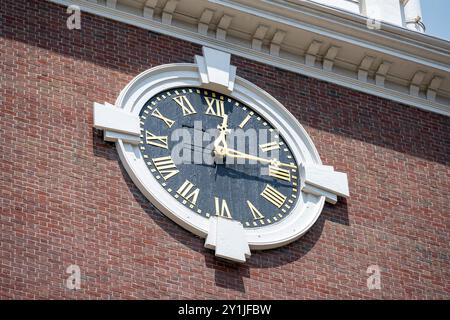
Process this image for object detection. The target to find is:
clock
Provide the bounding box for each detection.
[93,47,349,262]
[138,87,300,229]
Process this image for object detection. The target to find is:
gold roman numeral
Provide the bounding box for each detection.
[152,156,179,180]
[238,114,251,128]
[268,165,291,182]
[145,130,168,149]
[246,200,264,220]
[260,141,280,152]
[151,109,175,128]
[173,95,196,116]
[261,185,286,208]
[204,97,225,117]
[214,197,232,219]
[177,180,200,205]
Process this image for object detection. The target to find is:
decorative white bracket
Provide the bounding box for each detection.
[426,76,443,101]
[323,46,340,72]
[93,102,140,144]
[198,9,214,35]
[358,56,375,82]
[269,30,286,57]
[300,164,349,204]
[305,40,322,67]
[375,61,392,87]
[252,25,269,51]
[143,0,158,19]
[216,15,233,41]
[204,216,251,263]
[106,0,117,9]
[410,71,426,96]
[195,46,236,93]
[162,0,178,25]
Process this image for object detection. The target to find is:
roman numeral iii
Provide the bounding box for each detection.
[151,109,175,128]
[260,141,280,152]
[145,130,168,149]
[173,95,196,116]
[204,97,225,117]
[268,165,291,182]
[152,156,179,180]
[177,180,200,205]
[246,200,264,220]
[214,197,232,219]
[261,185,286,208]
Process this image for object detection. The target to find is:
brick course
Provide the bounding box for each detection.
[1,0,449,299]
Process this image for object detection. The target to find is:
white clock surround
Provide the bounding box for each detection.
[93,47,349,263]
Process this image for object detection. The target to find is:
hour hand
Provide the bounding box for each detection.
[213,115,230,157]
[217,114,229,132]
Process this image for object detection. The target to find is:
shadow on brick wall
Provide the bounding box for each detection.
[4,0,449,167]
[2,0,201,81]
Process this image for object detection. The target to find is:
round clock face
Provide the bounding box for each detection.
[138,87,300,228]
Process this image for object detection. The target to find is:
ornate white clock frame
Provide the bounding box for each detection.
[93,47,349,263]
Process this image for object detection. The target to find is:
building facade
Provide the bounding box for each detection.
[1,0,449,299]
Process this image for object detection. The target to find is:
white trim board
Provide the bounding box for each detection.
[47,0,450,117]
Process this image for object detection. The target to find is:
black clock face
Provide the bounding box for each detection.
[138,87,300,228]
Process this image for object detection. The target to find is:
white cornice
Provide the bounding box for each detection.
[218,0,449,68]
[48,0,450,117]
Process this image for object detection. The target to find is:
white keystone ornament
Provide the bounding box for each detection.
[93,47,349,263]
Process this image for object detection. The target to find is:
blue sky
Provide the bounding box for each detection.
[421,0,450,41]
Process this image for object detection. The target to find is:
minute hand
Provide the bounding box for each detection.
[224,148,297,169]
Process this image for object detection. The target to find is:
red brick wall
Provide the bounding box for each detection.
[1,0,449,299]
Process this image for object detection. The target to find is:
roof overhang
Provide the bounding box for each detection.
[48,0,450,116]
